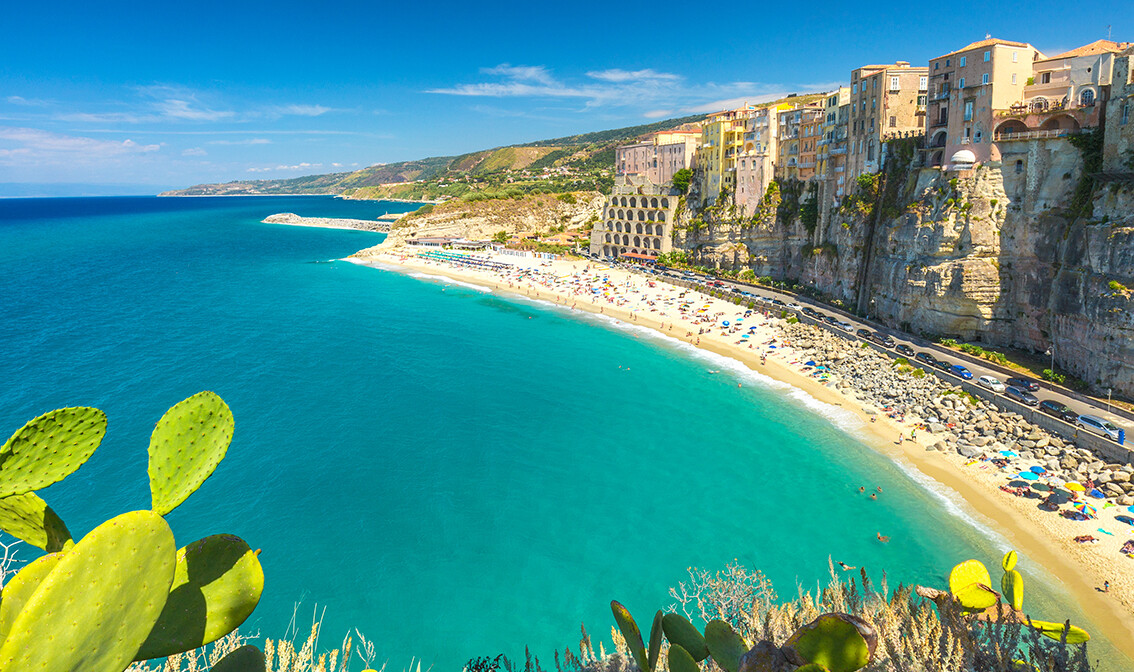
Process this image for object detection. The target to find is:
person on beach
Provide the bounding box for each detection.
[877,533,890,543]
[858,486,865,493]
[1104,581,1110,592]
[877,486,883,493]
[837,561,856,571]
[870,493,877,500]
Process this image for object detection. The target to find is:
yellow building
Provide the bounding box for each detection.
[698,105,755,204]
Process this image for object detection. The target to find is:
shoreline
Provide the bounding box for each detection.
[348,246,1134,663]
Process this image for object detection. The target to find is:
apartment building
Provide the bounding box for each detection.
[776,104,823,181]
[614,129,701,186]
[1102,45,1134,172]
[699,106,755,204]
[994,39,1132,142]
[925,38,1040,167]
[798,113,823,180]
[735,103,787,215]
[590,175,680,260]
[818,87,850,197]
[846,62,928,180]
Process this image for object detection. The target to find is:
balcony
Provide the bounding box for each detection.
[834,166,845,173]
[829,147,846,155]
[933,91,950,101]
[994,127,1089,142]
[798,161,816,168]
[930,117,948,128]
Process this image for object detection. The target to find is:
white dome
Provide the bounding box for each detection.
[950,149,976,165]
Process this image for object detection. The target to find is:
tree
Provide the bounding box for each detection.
[671,168,693,194]
[492,231,509,244]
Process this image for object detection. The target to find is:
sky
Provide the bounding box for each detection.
[1,0,1130,194]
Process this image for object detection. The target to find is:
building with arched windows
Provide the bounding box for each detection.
[589,175,680,261]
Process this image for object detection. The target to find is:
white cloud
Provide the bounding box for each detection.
[481,64,557,85]
[273,104,333,117]
[245,162,323,173]
[0,126,160,165]
[156,98,235,121]
[182,147,207,156]
[6,96,52,107]
[586,69,681,83]
[208,138,271,146]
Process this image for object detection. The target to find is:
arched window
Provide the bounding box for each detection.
[634,236,641,247]
[647,211,655,221]
[623,235,629,245]
[617,209,624,220]
[658,212,666,222]
[653,238,661,249]
[651,197,658,208]
[645,224,653,235]
[603,245,611,257]
[1030,97,1048,113]
[605,233,612,243]
[1015,160,1023,174]
[661,198,669,208]
[629,197,637,207]
[638,210,646,221]
[1080,89,1095,107]
[620,197,628,207]
[610,197,617,206]
[636,223,643,234]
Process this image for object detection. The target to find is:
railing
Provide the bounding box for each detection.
[930,118,948,128]
[958,137,972,145]
[829,147,846,155]
[798,161,816,168]
[994,127,1089,142]
[834,166,845,173]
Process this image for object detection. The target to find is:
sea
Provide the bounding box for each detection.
[0,195,1125,670]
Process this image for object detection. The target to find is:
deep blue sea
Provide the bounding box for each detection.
[0,196,1123,669]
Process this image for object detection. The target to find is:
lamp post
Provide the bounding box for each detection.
[1107,388,1112,414]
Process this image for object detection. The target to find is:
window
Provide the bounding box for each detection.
[964,101,973,121]
[1011,73,1017,85]
[982,73,989,85]
[959,77,965,89]
[935,62,940,70]
[960,56,967,67]
[1015,160,1023,174]
[917,94,927,105]
[946,58,951,66]
[919,75,928,90]
[1012,51,1018,63]
[889,116,897,127]
[975,130,982,143]
[1041,72,1051,84]
[1080,89,1095,106]
[890,76,900,90]
[1123,100,1131,124]
[852,83,858,94]
[983,51,990,62]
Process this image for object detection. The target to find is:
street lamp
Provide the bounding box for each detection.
[1045,347,1054,372]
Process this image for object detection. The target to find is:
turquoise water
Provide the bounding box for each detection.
[0,196,1123,669]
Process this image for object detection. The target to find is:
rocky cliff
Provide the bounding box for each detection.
[676,135,1134,395]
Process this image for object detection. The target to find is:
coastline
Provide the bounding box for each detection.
[347,245,1134,663]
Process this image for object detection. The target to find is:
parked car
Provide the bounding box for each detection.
[895,343,915,357]
[856,328,872,340]
[871,332,896,348]
[977,375,1005,392]
[1076,414,1122,441]
[1006,377,1040,392]
[1039,399,1078,423]
[821,315,838,325]
[838,322,854,332]
[934,358,953,372]
[1005,385,1039,406]
[950,364,974,379]
[801,307,819,318]
[786,303,801,310]
[771,299,786,307]
[915,352,938,367]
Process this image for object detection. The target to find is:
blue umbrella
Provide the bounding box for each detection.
[804,360,816,367]
[1017,471,1039,481]
[999,450,1018,457]
[1030,466,1046,475]
[1129,506,1134,514]
[722,321,730,327]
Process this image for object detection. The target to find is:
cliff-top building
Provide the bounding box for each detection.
[818,87,851,198]
[699,105,756,204]
[1102,44,1134,172]
[925,38,1041,168]
[615,129,700,187]
[846,62,928,180]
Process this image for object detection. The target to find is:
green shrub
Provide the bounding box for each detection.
[1042,369,1066,384]
[556,192,577,204]
[786,316,799,324]
[1108,279,1127,292]
[911,368,927,378]
[940,338,958,347]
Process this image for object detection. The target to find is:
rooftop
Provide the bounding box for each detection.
[1039,39,1133,62]
[935,37,1036,60]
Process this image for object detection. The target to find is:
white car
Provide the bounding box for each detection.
[977,375,1005,393]
[838,322,854,332]
[786,303,801,310]
[1076,414,1123,442]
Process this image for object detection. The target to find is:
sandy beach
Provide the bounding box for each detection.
[348,245,1134,661]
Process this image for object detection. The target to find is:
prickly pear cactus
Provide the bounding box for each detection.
[148,391,234,516]
[704,619,747,672]
[1001,550,1018,572]
[136,534,265,660]
[1001,569,1024,611]
[0,491,72,551]
[0,406,105,497]
[0,551,64,642]
[1029,620,1090,644]
[661,613,709,662]
[647,610,663,672]
[0,510,176,672]
[210,645,265,672]
[782,613,876,672]
[611,601,649,672]
[666,644,700,672]
[949,559,999,610]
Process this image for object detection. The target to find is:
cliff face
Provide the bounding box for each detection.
[676,137,1134,395]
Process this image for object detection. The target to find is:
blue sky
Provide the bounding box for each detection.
[1,0,1129,193]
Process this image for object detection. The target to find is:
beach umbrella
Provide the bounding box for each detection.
[1073,502,1097,517]
[1017,471,1039,481]
[804,360,816,367]
[1128,506,1134,514]
[1029,466,1046,475]
[1088,488,1106,499]
[1030,482,1050,492]
[1116,515,1134,526]
[1065,482,1086,492]
[999,450,1018,458]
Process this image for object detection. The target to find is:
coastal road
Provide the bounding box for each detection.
[610,261,1130,444]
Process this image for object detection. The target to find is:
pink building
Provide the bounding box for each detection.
[615,129,700,186]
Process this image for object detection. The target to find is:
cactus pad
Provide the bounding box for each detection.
[666,644,700,672]
[0,510,176,672]
[0,491,72,552]
[647,610,663,672]
[783,613,876,672]
[1001,550,1018,572]
[148,391,234,516]
[611,601,648,672]
[0,551,64,642]
[210,645,265,672]
[0,406,105,498]
[704,619,747,672]
[948,559,992,595]
[661,613,709,662]
[1028,620,1090,644]
[1001,569,1024,611]
[954,584,1000,611]
[136,534,265,660]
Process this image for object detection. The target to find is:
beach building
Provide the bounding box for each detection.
[846,62,928,180]
[1102,45,1134,172]
[615,129,701,186]
[590,175,680,260]
[925,38,1041,168]
[776,104,823,181]
[699,105,756,205]
[818,87,851,197]
[993,39,1131,143]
